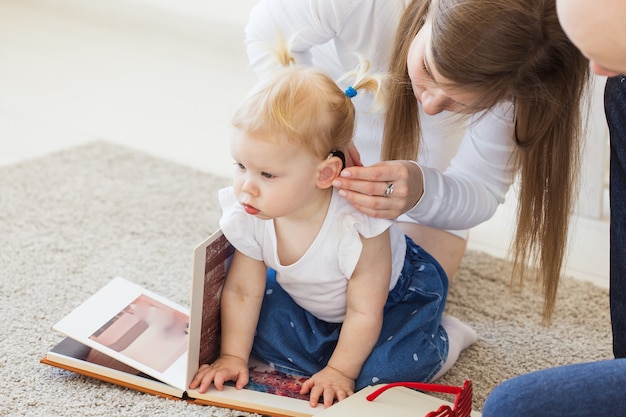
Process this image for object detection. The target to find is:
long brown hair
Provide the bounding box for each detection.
[384,0,591,322]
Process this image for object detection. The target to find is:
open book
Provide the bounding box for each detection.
[42,229,322,417]
[42,229,482,417]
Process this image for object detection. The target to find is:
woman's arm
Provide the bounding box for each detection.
[300,230,392,407]
[333,103,517,230]
[245,0,354,76]
[245,0,401,77]
[189,250,267,393]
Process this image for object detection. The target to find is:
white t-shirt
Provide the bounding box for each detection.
[219,187,406,323]
[245,0,517,235]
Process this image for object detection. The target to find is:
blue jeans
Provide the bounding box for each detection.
[481,359,626,416]
[607,75,626,358]
[251,236,449,390]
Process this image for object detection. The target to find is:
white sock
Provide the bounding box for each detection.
[431,315,478,381]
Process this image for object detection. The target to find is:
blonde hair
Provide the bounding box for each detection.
[232,36,385,160]
[384,0,590,322]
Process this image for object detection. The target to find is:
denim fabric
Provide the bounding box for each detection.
[251,236,449,390]
[482,359,626,416]
[606,75,626,358]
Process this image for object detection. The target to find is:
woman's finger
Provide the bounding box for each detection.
[338,188,405,219]
[339,164,394,182]
[344,142,363,168]
[333,176,390,197]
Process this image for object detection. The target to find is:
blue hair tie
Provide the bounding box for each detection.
[345,86,357,98]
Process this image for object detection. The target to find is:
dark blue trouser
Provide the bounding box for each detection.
[606,75,626,358]
[482,359,626,416]
[251,237,449,390]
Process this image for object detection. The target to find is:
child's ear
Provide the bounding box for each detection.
[317,155,343,189]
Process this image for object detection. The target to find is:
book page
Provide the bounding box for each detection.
[314,384,483,417]
[52,277,189,390]
[189,359,321,417]
[44,337,184,398]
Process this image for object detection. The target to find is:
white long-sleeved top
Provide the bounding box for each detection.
[245,0,517,233]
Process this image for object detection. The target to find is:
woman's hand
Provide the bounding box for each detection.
[332,160,424,219]
[343,141,363,168]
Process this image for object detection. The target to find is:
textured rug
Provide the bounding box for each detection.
[0,141,613,416]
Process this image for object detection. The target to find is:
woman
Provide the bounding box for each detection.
[245,0,590,322]
[481,1,626,415]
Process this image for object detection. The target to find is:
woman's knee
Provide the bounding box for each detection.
[398,222,467,280]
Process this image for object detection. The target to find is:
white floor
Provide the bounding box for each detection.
[0,0,610,289]
[0,0,257,177]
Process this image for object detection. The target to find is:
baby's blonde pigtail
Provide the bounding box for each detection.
[253,30,298,75]
[338,54,387,107]
[271,31,297,68]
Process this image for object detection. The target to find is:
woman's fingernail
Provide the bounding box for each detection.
[338,189,347,197]
[340,170,351,177]
[332,180,341,187]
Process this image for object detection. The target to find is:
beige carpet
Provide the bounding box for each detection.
[0,141,613,416]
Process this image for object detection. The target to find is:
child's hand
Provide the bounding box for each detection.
[300,366,355,408]
[188,355,249,393]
